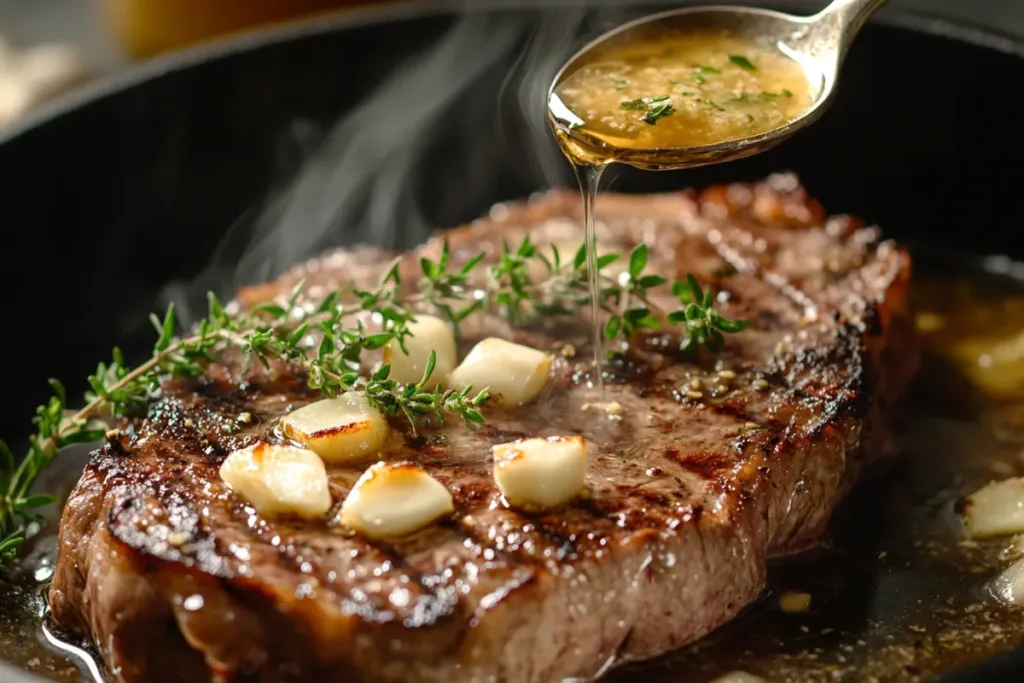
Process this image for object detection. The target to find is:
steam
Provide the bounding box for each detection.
[162,2,657,325]
[499,6,587,187]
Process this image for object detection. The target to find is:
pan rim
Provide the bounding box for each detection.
[0,0,1021,148]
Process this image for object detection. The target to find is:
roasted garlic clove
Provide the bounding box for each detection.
[220,443,332,518]
[280,392,390,463]
[340,462,454,540]
[492,436,588,510]
[382,314,457,388]
[448,338,552,407]
[963,477,1024,538]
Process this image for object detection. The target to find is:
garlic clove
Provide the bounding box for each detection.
[492,436,588,510]
[708,673,768,683]
[382,315,457,388]
[280,392,390,464]
[778,591,812,613]
[963,477,1024,538]
[340,462,454,540]
[448,338,552,407]
[220,443,332,519]
[992,556,1024,604]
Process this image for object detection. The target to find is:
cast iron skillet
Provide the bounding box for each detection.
[1,1,1023,681]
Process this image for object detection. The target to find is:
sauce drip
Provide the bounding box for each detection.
[548,29,817,385]
[571,162,607,390]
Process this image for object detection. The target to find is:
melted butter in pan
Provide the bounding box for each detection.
[607,262,1024,682]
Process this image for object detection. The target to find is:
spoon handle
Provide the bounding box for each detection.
[815,0,889,61]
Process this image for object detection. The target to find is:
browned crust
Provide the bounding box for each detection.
[48,174,916,683]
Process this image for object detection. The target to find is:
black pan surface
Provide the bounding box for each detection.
[1,1,1023,681]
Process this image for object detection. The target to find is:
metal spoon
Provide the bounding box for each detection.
[548,0,888,170]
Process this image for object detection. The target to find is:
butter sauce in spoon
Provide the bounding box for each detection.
[547,0,887,382]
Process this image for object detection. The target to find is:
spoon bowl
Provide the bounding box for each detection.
[548,0,887,170]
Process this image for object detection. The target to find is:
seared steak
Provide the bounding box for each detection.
[48,174,915,683]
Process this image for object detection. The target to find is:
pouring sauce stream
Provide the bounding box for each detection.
[548,29,818,387]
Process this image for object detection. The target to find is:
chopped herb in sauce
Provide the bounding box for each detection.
[669,82,697,97]
[642,102,676,124]
[729,55,757,70]
[620,97,658,110]
[692,64,722,85]
[728,89,795,104]
[620,96,676,124]
[550,32,812,150]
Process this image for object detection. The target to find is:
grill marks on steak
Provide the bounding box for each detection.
[48,174,915,683]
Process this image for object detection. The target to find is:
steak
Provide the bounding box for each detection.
[48,173,916,683]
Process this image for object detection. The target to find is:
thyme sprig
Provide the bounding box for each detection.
[0,381,105,566]
[669,274,750,352]
[485,239,747,354]
[602,243,666,343]
[0,236,748,571]
[0,258,489,570]
[366,351,488,428]
[416,242,485,336]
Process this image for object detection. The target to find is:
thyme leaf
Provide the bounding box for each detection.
[729,55,757,71]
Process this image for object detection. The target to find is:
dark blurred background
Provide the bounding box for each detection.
[0,0,1020,63]
[0,0,1019,130]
